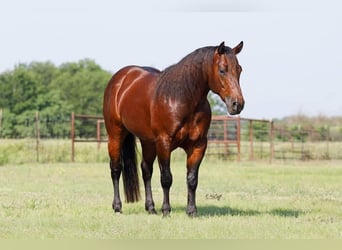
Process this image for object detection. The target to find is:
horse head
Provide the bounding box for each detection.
[208,41,245,115]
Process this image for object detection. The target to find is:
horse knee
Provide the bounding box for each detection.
[161,172,173,189]
[187,170,198,190]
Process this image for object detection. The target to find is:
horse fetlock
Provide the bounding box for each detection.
[145,201,156,214]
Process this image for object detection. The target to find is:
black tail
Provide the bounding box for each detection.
[120,133,140,203]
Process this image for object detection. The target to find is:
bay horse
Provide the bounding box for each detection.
[103,41,244,216]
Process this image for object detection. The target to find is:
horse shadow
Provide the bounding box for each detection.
[174,205,304,218]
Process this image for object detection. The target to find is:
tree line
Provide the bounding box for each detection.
[0,59,226,138]
[0,59,111,138]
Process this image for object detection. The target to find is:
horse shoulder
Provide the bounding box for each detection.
[171,101,211,146]
[187,100,212,141]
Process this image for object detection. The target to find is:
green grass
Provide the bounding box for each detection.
[1,159,342,239]
[0,139,109,165]
[2,139,342,166]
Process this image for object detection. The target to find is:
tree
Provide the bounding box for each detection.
[50,59,111,137]
[52,59,110,115]
[0,59,111,138]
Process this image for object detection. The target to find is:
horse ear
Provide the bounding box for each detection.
[217,41,226,55]
[232,41,243,55]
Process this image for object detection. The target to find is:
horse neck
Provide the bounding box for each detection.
[186,49,215,106]
[182,62,209,104]
[156,48,214,109]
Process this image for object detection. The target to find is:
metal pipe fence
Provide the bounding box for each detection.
[1,111,342,163]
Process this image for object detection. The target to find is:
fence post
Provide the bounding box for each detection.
[35,111,40,162]
[97,119,101,150]
[223,118,228,157]
[237,116,241,162]
[249,119,254,160]
[326,126,330,159]
[71,112,75,162]
[0,109,2,137]
[269,119,274,163]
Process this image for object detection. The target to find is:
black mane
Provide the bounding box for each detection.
[155,46,217,103]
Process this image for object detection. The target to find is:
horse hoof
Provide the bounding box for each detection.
[186,208,198,217]
[113,206,122,214]
[148,209,157,215]
[114,209,122,214]
[162,210,171,218]
[187,211,197,218]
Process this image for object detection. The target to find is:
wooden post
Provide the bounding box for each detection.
[97,119,101,150]
[249,119,254,160]
[326,126,330,160]
[71,112,75,162]
[35,111,40,162]
[223,118,228,158]
[269,119,274,163]
[237,116,241,162]
[0,109,3,137]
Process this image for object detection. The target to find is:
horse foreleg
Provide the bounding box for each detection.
[156,137,172,217]
[185,139,207,217]
[140,141,157,214]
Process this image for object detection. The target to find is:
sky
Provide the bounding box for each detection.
[1,0,341,119]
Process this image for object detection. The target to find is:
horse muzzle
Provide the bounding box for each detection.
[225,96,244,115]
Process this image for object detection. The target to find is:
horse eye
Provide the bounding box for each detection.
[219,69,226,76]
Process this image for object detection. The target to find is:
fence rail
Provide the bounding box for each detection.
[1,111,342,163]
[70,113,342,162]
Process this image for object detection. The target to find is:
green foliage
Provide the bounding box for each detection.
[208,91,227,115]
[0,59,111,138]
[274,114,342,142]
[252,121,269,141]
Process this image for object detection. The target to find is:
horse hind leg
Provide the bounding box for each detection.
[110,160,122,213]
[140,141,157,214]
[156,136,173,217]
[108,136,123,213]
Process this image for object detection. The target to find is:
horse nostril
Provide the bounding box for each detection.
[232,101,239,110]
[226,97,243,114]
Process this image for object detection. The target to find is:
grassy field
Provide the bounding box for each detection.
[2,139,342,165]
[1,157,342,239]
